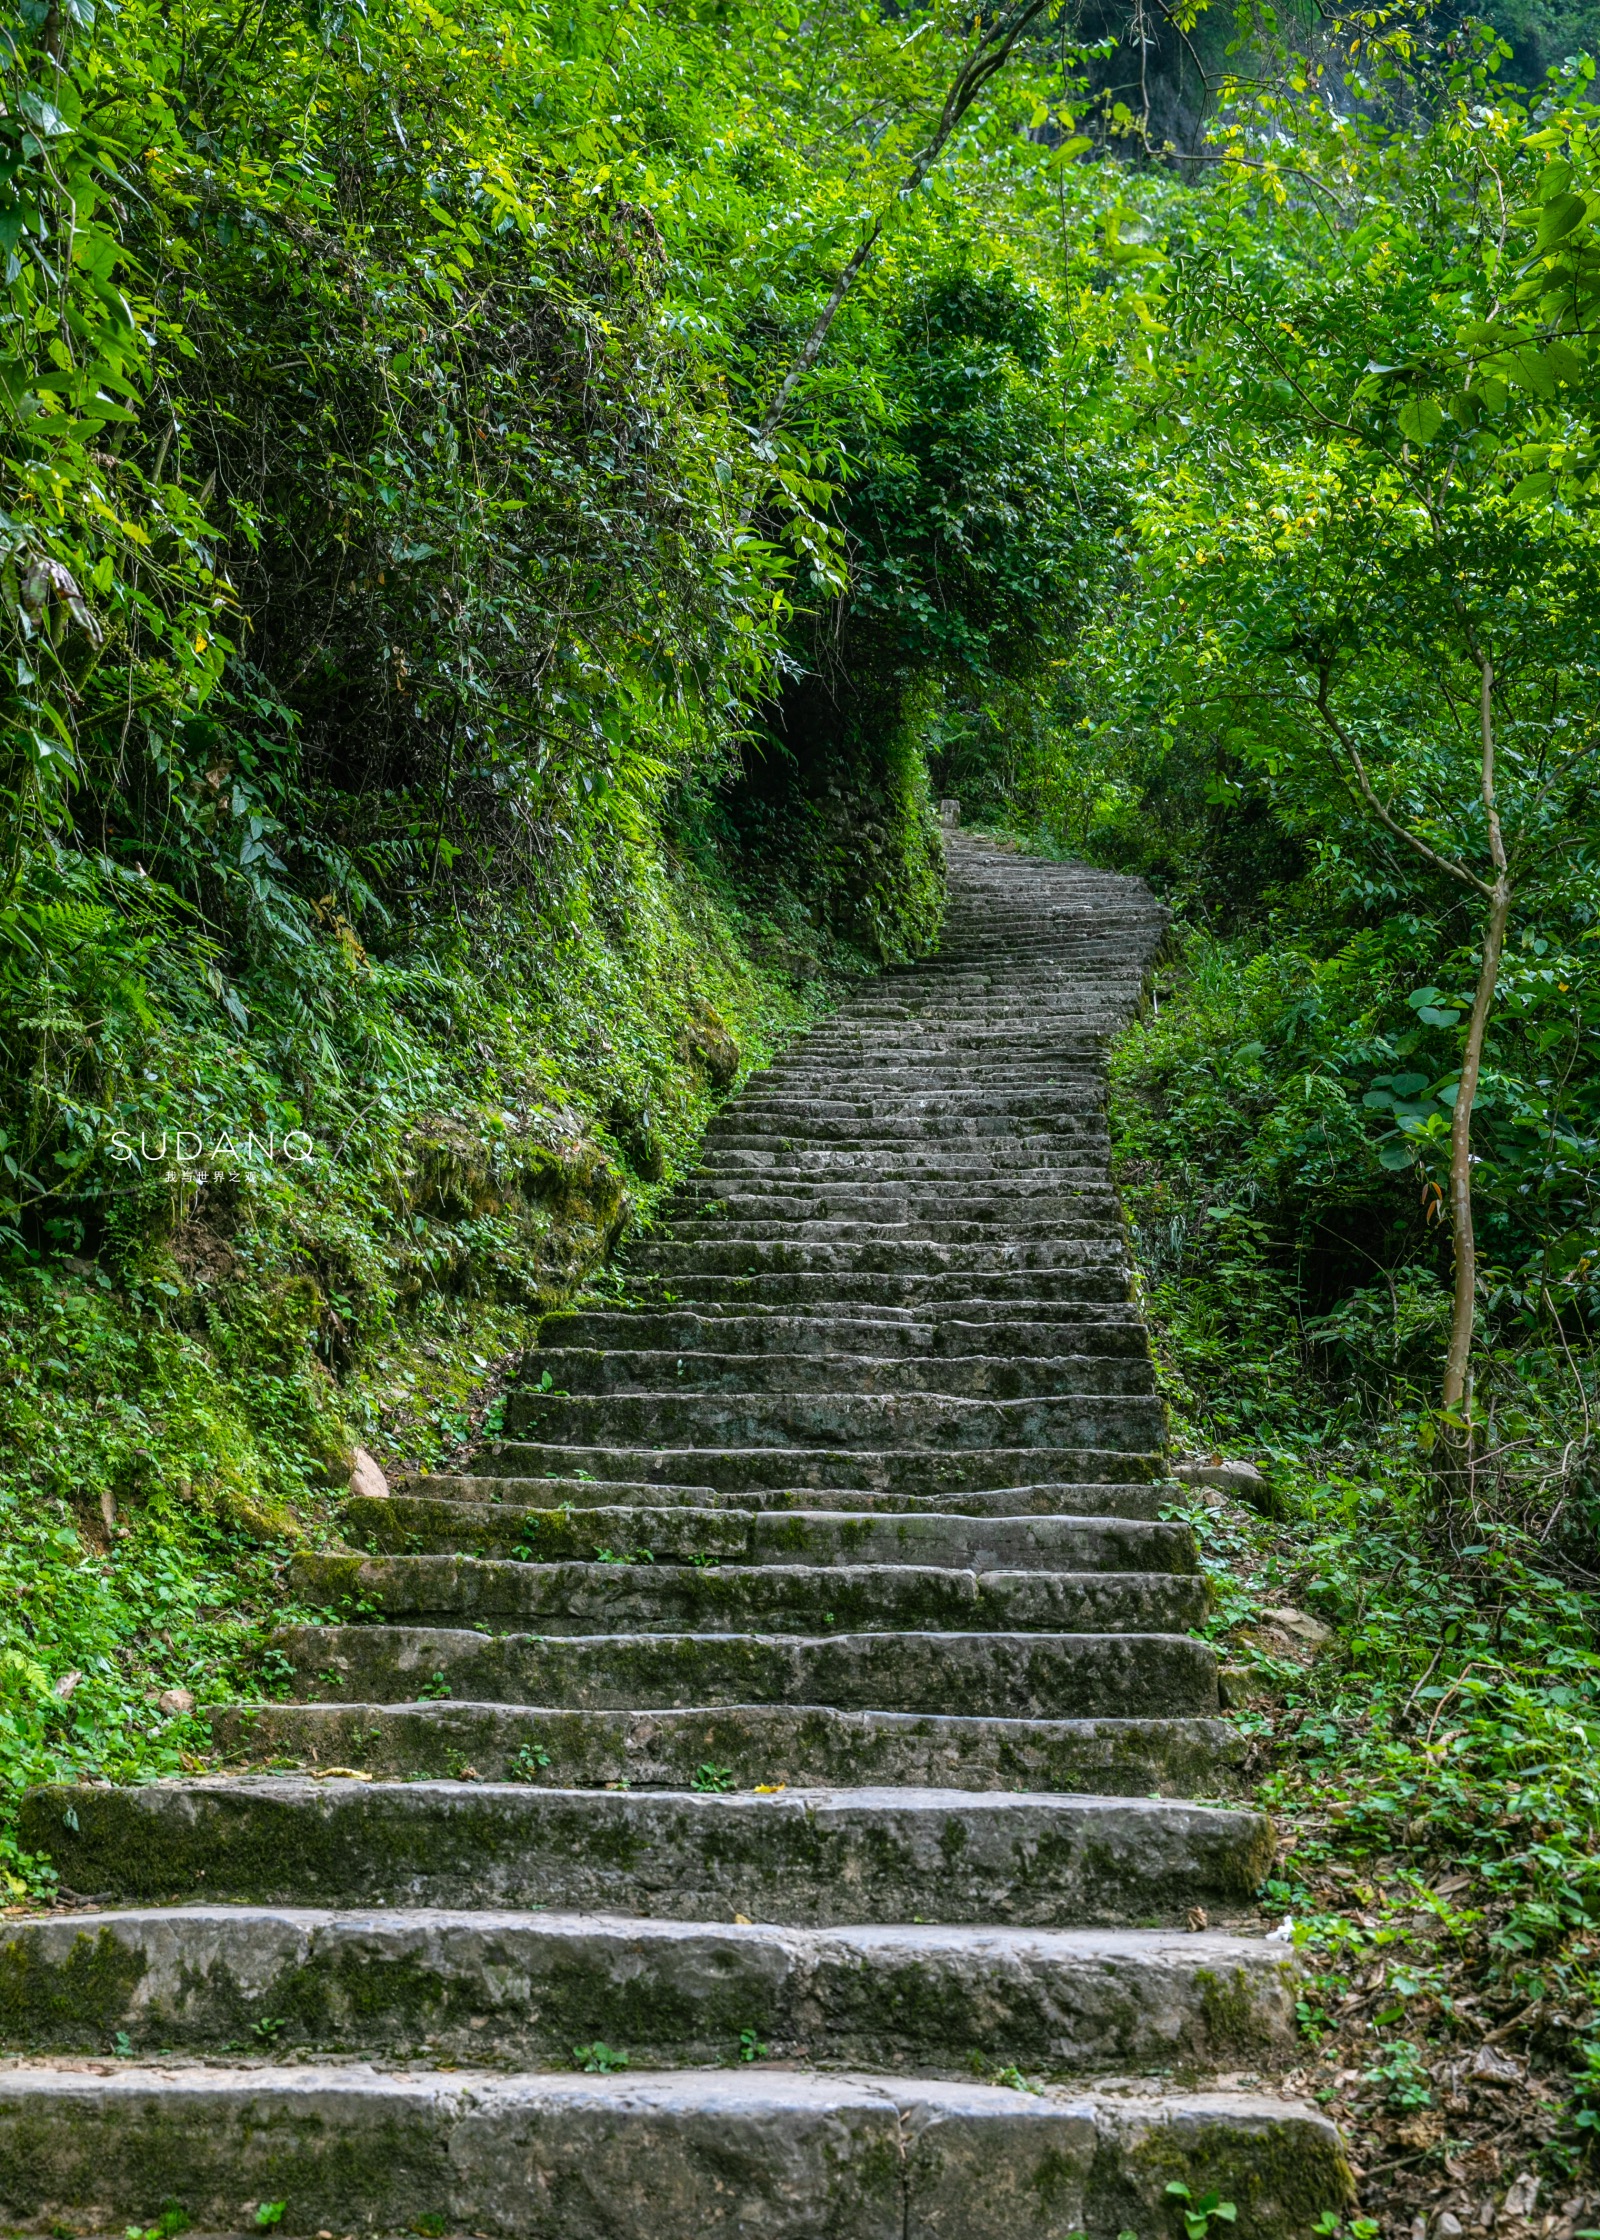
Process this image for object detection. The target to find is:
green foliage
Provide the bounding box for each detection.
[1165,2183,1238,2240]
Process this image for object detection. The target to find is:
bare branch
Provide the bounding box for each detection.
[756,0,1053,447]
[1309,670,1493,899]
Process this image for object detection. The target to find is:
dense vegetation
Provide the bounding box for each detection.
[4,0,1600,2213]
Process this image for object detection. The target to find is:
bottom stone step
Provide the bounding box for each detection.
[0,2062,1354,2239]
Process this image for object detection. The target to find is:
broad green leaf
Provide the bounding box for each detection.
[1397,395,1443,444]
[1536,193,1586,251]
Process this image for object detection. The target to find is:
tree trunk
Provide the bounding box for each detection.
[1435,655,1511,1519]
[1440,872,1511,1415]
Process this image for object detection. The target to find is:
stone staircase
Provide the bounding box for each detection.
[0,835,1351,2237]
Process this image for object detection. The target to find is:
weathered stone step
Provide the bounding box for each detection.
[346,1496,1193,1572]
[664,1197,1121,1231]
[501,1389,1161,1454]
[0,2060,1350,2240]
[619,1270,1137,1307]
[481,1444,1163,1494]
[727,1094,1106,1121]
[750,1070,1103,1094]
[670,1174,1120,1204]
[267,1621,1220,1719]
[211,1698,1235,1793]
[654,1217,1125,1247]
[626,1244,1131,1283]
[287,1551,1208,1636]
[534,1310,1149,1358]
[524,1349,1152,1398]
[21,1777,1275,1925]
[406,1473,1175,1519]
[0,1905,1296,2072]
[704,1118,1108,1146]
[694,1151,1111,1179]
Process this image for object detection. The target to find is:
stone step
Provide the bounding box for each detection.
[664,1199,1122,1230]
[0,1905,1296,2073]
[533,1310,1150,1358]
[693,1151,1112,1178]
[501,1388,1162,1454]
[654,1217,1126,1246]
[626,1243,1131,1280]
[267,1621,1220,1719]
[0,2061,1350,2239]
[750,1070,1103,1093]
[479,1444,1164,1494]
[287,1551,1208,1636]
[625,1270,1135,1309]
[669,1176,1121,1205]
[522,1348,1154,1397]
[407,1474,1176,1518]
[21,1777,1275,1925]
[345,1497,1193,1572]
[210,1698,1237,1793]
[726,1094,1106,1120]
[703,1119,1108,1146]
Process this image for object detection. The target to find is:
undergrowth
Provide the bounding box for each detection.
[1112,925,1600,2228]
[0,835,864,1898]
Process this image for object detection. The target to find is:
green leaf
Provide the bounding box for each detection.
[1536,192,1586,251]
[1396,395,1443,444]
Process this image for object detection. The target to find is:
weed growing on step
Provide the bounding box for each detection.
[692,1762,737,1793]
[574,2040,629,2073]
[125,2204,188,2240]
[1165,2183,1237,2240]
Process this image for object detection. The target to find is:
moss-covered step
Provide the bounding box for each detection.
[479,1444,1165,1495]
[499,1390,1165,1457]
[693,1147,1112,1177]
[620,1268,1139,1307]
[692,1158,1113,1189]
[649,1227,1120,1263]
[668,1179,1123,1212]
[624,1241,1131,1283]
[265,1622,1224,1720]
[284,1552,1209,1636]
[205,1698,1241,1794]
[699,1117,1109,1146]
[343,1497,1196,1574]
[20,1778,1276,1925]
[531,1308,1150,1358]
[0,1907,1298,2073]
[446,1470,1174,1519]
[521,1348,1156,1398]
[0,2064,1353,2240]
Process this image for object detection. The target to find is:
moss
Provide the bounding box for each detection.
[1105,2114,1357,2233]
[0,1926,147,2048]
[1193,1963,1284,2057]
